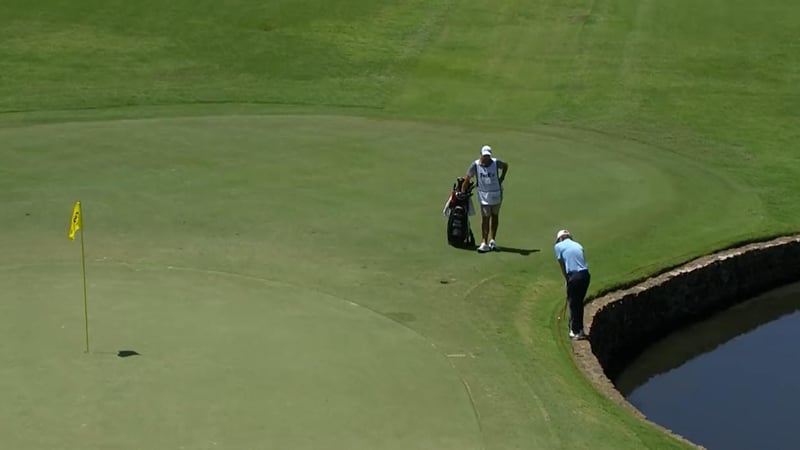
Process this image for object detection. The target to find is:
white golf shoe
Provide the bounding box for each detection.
[477,242,491,253]
[489,239,497,250]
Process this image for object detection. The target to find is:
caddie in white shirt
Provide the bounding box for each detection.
[461,145,509,253]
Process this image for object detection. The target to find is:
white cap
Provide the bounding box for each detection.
[480,145,492,156]
[555,229,571,242]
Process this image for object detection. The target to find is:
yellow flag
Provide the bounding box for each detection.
[68,201,82,240]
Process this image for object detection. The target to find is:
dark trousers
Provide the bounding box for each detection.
[567,270,591,334]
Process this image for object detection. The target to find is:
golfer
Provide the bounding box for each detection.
[461,145,508,253]
[555,230,591,339]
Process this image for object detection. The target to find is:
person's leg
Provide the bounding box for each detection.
[578,272,591,334]
[489,203,501,249]
[569,272,591,336]
[567,287,582,335]
[490,213,499,241]
[477,205,491,252]
[480,209,490,244]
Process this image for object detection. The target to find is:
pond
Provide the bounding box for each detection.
[615,282,800,450]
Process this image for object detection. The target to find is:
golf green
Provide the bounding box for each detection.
[1,113,754,449]
[0,262,482,450]
[5,0,800,447]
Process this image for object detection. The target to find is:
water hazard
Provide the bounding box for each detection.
[615,282,800,450]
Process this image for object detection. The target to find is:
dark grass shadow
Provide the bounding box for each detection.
[450,245,540,255]
[495,246,540,256]
[117,350,140,358]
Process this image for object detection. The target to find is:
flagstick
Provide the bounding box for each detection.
[80,222,89,353]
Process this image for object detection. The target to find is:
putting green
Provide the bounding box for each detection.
[0,112,758,449]
[0,262,482,450]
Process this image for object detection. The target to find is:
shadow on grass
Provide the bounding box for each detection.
[450,245,540,255]
[496,246,540,255]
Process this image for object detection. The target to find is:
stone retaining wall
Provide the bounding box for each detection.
[571,235,800,446]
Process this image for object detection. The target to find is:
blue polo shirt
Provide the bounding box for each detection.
[554,238,588,274]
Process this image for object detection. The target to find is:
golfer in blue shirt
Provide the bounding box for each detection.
[554,229,591,339]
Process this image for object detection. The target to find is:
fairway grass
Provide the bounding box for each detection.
[2,0,799,449]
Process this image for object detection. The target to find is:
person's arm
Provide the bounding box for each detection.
[462,162,476,192]
[461,175,472,193]
[558,258,568,282]
[556,244,568,282]
[499,161,508,185]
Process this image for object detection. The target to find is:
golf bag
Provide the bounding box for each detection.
[445,177,476,248]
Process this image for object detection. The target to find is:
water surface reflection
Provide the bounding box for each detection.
[616,282,800,450]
